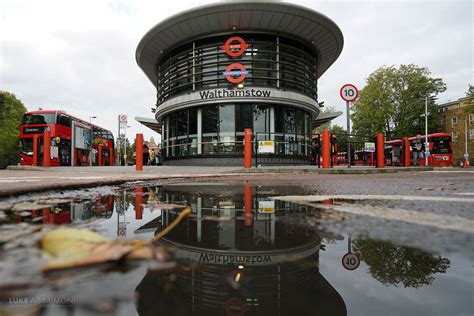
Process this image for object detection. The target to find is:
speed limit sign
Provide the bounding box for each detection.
[342,252,360,271]
[340,84,359,102]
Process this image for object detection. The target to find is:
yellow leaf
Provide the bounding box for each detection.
[40,227,109,259]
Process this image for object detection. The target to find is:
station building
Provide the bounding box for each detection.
[135,2,343,165]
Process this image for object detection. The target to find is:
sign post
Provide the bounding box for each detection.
[118,114,128,166]
[340,84,359,168]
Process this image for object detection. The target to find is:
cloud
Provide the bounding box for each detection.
[1,0,472,140]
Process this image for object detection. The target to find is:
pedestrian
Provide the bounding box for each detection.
[149,149,156,166]
[143,144,149,166]
[411,134,425,166]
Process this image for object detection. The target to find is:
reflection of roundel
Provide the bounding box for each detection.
[222,36,248,57]
[225,63,246,83]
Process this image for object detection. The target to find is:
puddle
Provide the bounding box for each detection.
[0,184,472,315]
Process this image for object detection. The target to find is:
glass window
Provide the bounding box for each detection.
[452,117,457,127]
[177,110,188,137]
[235,104,253,133]
[21,113,56,125]
[452,131,458,140]
[57,115,71,127]
[470,129,474,140]
[202,106,219,134]
[219,105,235,152]
[189,108,198,135]
[20,138,33,154]
[253,104,269,134]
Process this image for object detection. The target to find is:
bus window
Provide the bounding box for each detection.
[431,137,452,154]
[20,138,33,155]
[21,113,56,125]
[57,115,72,127]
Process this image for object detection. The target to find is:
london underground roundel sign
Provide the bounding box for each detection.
[224,63,248,83]
[222,36,248,57]
[340,84,359,102]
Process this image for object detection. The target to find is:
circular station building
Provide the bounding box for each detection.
[136,2,343,165]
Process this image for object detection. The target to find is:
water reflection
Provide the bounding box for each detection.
[134,184,347,315]
[3,195,114,225]
[353,238,450,288]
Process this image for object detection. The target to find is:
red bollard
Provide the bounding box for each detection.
[244,184,252,226]
[43,130,51,167]
[322,130,331,169]
[376,133,385,168]
[403,137,411,167]
[98,146,102,166]
[32,135,38,166]
[135,187,143,220]
[136,134,143,171]
[244,128,252,168]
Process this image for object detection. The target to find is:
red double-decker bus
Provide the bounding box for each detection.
[409,133,452,167]
[384,133,452,167]
[19,110,114,166]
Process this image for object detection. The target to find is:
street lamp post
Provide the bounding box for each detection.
[89,116,97,123]
[425,97,428,167]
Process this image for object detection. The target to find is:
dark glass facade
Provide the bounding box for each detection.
[161,104,312,159]
[157,34,318,104]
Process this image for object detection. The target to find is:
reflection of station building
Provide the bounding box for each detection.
[135,2,343,165]
[135,185,346,315]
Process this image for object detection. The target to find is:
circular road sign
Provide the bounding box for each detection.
[340,84,359,102]
[119,114,128,122]
[342,252,361,271]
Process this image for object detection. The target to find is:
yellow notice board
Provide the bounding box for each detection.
[258,140,274,153]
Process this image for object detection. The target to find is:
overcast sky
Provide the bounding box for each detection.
[1,0,472,142]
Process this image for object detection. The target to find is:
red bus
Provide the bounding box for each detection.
[409,133,452,167]
[384,139,404,166]
[353,150,375,166]
[19,110,114,166]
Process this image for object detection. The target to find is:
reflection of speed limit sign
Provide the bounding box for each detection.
[342,252,360,271]
[119,114,128,122]
[340,84,359,102]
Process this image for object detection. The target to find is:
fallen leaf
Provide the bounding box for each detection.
[39,208,192,272]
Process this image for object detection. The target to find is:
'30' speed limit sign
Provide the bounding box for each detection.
[340,84,359,102]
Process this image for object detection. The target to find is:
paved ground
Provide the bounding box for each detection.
[0,165,450,197]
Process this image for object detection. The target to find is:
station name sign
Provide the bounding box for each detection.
[199,88,271,99]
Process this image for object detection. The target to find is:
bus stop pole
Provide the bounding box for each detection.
[346,101,351,168]
[322,130,330,169]
[403,138,411,167]
[33,134,38,166]
[244,184,252,226]
[244,128,252,168]
[42,130,51,167]
[136,133,143,171]
[376,133,385,168]
[98,146,102,166]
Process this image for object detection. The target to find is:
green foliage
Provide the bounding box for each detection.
[466,84,474,97]
[0,91,27,168]
[353,238,450,288]
[352,64,446,139]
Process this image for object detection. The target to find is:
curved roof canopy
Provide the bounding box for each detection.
[136,2,344,87]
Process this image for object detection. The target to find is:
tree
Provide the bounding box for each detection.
[466,84,474,97]
[353,238,450,288]
[352,64,446,139]
[0,91,27,168]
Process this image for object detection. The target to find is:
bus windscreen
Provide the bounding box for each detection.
[431,137,451,154]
